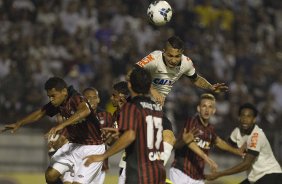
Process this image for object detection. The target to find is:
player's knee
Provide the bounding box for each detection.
[45,167,61,183]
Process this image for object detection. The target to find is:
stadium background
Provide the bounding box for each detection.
[0,0,281,183]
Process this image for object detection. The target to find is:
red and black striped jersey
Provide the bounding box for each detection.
[112,109,120,129]
[96,108,113,171]
[97,108,113,128]
[118,96,166,184]
[43,87,103,145]
[172,114,217,180]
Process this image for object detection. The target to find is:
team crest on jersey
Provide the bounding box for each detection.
[153,78,173,86]
[98,116,104,124]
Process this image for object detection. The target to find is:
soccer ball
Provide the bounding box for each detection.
[147,1,172,26]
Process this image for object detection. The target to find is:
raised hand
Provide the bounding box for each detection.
[211,83,228,93]
[182,127,199,144]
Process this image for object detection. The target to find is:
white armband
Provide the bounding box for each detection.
[163,142,173,166]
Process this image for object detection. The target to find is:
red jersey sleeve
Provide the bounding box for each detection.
[118,103,140,132]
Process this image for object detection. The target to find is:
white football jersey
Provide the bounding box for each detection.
[230,125,282,182]
[136,50,196,97]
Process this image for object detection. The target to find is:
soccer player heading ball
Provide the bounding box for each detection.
[135,35,228,106]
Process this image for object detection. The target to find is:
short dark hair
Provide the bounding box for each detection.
[113,81,130,98]
[238,103,258,117]
[129,67,152,94]
[167,36,184,50]
[44,77,67,91]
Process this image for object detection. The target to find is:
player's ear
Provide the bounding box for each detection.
[197,105,200,113]
[127,81,132,90]
[212,107,216,114]
[252,117,256,124]
[97,97,100,104]
[62,88,68,95]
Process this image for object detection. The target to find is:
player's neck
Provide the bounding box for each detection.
[240,124,256,135]
[199,116,209,127]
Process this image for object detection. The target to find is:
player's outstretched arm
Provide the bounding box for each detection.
[188,142,218,172]
[1,108,46,133]
[192,75,228,93]
[47,102,91,136]
[205,153,256,181]
[179,127,218,171]
[84,129,136,166]
[215,137,245,157]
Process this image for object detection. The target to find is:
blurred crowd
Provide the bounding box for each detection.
[0,0,282,142]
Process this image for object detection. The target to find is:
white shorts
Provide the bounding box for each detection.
[118,166,126,184]
[50,142,105,184]
[169,167,205,184]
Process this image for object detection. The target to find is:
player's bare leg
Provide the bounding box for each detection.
[45,167,62,184]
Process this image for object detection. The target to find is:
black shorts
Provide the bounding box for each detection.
[240,173,282,184]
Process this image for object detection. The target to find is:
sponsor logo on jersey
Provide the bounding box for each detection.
[249,132,259,148]
[153,78,173,86]
[195,137,211,150]
[148,151,165,161]
[137,54,154,67]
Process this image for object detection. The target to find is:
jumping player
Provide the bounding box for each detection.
[135,35,228,105]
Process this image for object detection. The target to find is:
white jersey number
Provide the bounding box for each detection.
[146,116,163,149]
